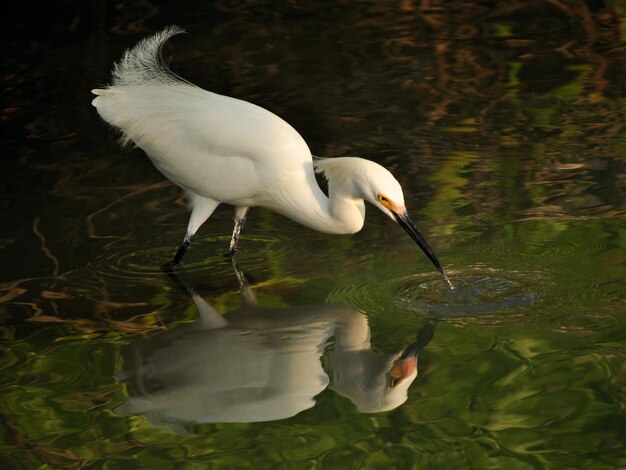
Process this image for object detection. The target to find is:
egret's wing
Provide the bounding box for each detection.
[93,85,312,202]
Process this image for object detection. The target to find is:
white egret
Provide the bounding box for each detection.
[92,26,451,285]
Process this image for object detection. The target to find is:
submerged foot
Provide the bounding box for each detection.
[225,246,239,257]
[160,262,196,295]
[161,260,178,273]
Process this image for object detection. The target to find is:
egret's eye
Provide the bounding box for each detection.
[378,194,389,204]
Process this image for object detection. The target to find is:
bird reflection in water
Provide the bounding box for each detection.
[116,262,434,426]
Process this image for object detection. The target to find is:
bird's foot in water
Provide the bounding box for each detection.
[161,260,180,274]
[225,247,239,257]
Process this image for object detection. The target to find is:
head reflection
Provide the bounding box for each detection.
[116,267,434,426]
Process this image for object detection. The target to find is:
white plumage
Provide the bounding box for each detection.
[92,26,450,284]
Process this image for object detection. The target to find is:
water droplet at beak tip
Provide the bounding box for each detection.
[443,272,455,290]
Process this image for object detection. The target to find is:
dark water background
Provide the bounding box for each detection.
[2,1,625,468]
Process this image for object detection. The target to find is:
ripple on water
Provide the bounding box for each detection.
[328,268,544,326]
[395,272,538,316]
[81,233,289,281]
[84,244,180,283]
[18,232,298,327]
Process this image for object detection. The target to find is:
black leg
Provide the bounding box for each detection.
[171,232,193,265]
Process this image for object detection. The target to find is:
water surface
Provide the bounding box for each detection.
[2,1,625,468]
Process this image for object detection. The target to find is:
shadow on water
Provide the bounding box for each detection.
[116,261,435,429]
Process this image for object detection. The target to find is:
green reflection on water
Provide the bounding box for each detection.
[2,0,626,468]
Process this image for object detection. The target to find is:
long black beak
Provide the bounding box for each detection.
[394,211,454,289]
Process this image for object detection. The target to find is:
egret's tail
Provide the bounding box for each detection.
[110,25,186,88]
[91,26,188,146]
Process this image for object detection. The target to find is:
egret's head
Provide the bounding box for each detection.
[362,160,451,286]
[314,157,451,286]
[363,165,406,220]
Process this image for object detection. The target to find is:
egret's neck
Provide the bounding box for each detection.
[273,170,365,235]
[325,184,366,234]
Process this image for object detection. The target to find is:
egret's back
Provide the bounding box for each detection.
[92,27,312,204]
